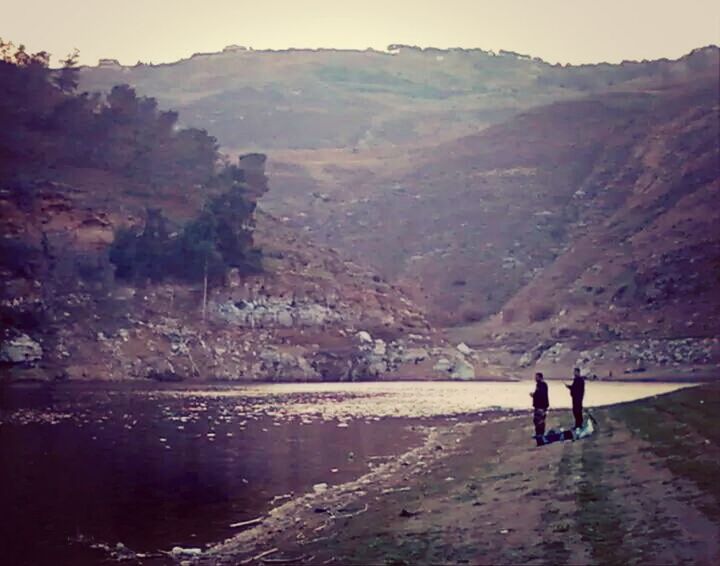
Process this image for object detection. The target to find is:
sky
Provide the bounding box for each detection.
[2,0,719,66]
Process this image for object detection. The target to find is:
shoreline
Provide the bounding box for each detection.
[200,384,720,565]
[201,411,520,564]
[2,383,717,563]
[1,373,713,388]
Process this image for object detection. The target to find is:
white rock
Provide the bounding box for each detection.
[399,348,428,363]
[518,351,535,368]
[433,358,452,372]
[276,310,293,327]
[0,334,43,364]
[456,343,472,356]
[372,339,387,356]
[171,547,202,556]
[356,331,373,344]
[450,359,476,380]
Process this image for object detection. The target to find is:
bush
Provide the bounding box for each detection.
[108,226,140,280]
[461,308,486,323]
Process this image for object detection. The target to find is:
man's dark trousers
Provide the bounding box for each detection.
[572,403,583,428]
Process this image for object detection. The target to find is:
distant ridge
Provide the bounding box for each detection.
[80,44,719,70]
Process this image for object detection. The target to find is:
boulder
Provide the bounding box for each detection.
[356,331,373,344]
[276,310,294,327]
[450,358,476,380]
[147,369,184,382]
[372,339,387,356]
[433,357,453,373]
[0,334,43,364]
[400,348,429,363]
[518,351,535,368]
[432,353,475,379]
[456,342,472,356]
[298,303,332,325]
[537,342,567,365]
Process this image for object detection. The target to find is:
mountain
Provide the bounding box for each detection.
[4,43,719,380]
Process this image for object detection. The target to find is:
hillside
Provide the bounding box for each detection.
[262,63,720,376]
[4,42,719,380]
[0,167,452,382]
[79,45,719,151]
[0,44,480,383]
[307,76,719,317]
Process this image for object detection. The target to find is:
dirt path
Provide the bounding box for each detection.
[204,384,720,565]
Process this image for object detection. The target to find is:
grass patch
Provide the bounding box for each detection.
[336,531,476,565]
[610,383,720,522]
[575,440,634,566]
[315,66,448,99]
[537,447,573,565]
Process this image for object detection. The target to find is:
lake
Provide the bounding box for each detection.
[0,380,696,565]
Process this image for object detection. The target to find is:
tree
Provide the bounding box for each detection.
[53,48,80,93]
[109,209,173,283]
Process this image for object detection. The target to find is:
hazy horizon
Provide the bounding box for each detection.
[3,0,719,66]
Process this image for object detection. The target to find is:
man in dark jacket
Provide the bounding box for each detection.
[566,367,585,428]
[530,372,549,441]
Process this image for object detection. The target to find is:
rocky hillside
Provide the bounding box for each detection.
[313,75,719,318]
[0,44,486,383]
[261,60,720,377]
[1,154,490,382]
[4,42,719,380]
[287,75,720,376]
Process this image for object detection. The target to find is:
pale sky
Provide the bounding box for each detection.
[2,0,719,66]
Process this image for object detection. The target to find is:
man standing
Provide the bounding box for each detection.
[530,372,549,443]
[566,367,585,429]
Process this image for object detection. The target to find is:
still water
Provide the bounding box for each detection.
[0,380,695,564]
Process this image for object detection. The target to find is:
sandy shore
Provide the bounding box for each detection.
[202,384,720,565]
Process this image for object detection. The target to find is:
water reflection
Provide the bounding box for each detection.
[0,388,424,565]
[138,380,698,417]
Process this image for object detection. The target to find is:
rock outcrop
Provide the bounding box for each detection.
[0,334,43,364]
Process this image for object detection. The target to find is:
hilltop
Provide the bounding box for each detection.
[79,45,719,151]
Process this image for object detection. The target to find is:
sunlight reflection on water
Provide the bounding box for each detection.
[142,380,698,419]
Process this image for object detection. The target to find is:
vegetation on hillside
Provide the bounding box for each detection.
[109,187,262,285]
[0,38,263,286]
[0,39,216,186]
[79,45,719,150]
